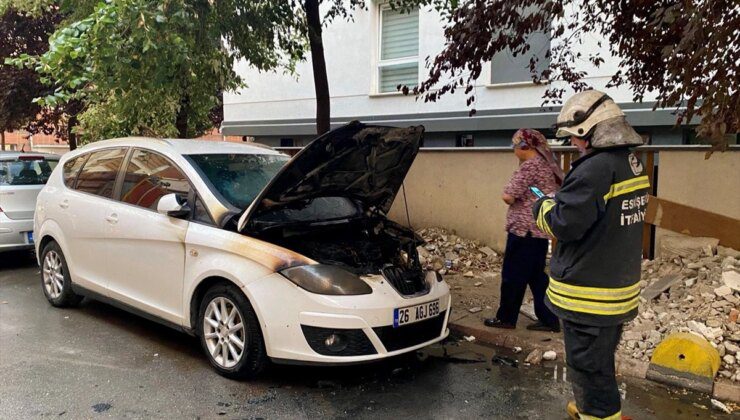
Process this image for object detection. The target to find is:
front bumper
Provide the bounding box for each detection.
[0,213,34,252]
[246,272,451,365]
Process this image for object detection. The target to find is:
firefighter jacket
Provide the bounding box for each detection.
[532,147,650,326]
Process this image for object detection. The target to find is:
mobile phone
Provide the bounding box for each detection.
[529,186,545,198]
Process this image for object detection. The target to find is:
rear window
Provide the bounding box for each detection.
[0,158,58,186]
[75,148,127,198]
[63,154,89,188]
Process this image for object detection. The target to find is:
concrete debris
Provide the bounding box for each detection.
[463,335,476,342]
[468,307,482,314]
[660,235,719,259]
[641,274,681,301]
[525,348,543,365]
[512,346,522,354]
[723,270,740,293]
[542,350,557,361]
[710,398,732,414]
[619,242,740,380]
[417,227,502,277]
[479,246,498,258]
[519,303,538,321]
[474,282,483,287]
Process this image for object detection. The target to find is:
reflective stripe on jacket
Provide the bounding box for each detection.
[533,147,649,326]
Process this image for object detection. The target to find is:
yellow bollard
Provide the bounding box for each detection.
[646,332,720,394]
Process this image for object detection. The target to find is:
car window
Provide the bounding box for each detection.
[186,153,289,209]
[74,148,127,198]
[120,148,191,210]
[193,195,214,224]
[0,158,58,186]
[62,154,88,188]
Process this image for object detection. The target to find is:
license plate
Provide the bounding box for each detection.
[393,299,441,328]
[26,231,34,244]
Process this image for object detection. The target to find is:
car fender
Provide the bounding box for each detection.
[35,219,73,270]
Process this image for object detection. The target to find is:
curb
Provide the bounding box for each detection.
[448,320,740,404]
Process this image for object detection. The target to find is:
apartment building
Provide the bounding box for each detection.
[221,5,716,148]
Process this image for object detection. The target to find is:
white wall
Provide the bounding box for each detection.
[224,5,644,124]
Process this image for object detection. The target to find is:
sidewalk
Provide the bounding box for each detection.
[444,272,740,404]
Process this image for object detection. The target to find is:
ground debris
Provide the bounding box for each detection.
[620,238,740,379]
[417,227,502,277]
[525,348,543,365]
[711,398,732,414]
[491,355,518,368]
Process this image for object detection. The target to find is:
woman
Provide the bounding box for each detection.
[485,129,564,332]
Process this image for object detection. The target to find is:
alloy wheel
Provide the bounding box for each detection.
[203,297,246,368]
[43,250,64,299]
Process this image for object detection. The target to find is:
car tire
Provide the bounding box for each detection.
[40,241,83,307]
[197,283,267,379]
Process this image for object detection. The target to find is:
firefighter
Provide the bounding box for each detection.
[532,90,648,420]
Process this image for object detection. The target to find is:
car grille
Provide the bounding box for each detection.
[373,310,447,352]
[381,265,428,296]
[301,325,377,356]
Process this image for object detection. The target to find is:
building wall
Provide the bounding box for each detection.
[1,130,66,152]
[387,148,740,252]
[653,150,740,253]
[222,5,693,144]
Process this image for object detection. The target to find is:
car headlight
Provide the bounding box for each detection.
[279,264,372,295]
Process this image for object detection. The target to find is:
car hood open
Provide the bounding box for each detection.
[237,121,424,233]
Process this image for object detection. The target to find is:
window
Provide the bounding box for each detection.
[455,134,475,147]
[193,196,213,225]
[0,157,58,186]
[74,148,127,198]
[491,25,551,85]
[120,149,191,211]
[63,155,88,188]
[280,138,295,147]
[378,7,419,93]
[186,153,289,210]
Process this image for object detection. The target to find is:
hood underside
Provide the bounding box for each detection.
[238,121,424,232]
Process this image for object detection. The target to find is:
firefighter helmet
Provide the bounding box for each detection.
[555,90,643,148]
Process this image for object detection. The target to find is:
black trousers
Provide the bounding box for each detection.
[563,320,623,418]
[495,232,558,326]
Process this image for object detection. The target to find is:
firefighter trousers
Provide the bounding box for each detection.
[563,320,623,419]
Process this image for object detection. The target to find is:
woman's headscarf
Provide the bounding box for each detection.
[512,128,565,185]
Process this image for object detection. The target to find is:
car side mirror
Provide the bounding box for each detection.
[157,193,190,218]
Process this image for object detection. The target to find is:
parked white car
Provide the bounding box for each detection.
[1,152,59,252]
[34,122,451,378]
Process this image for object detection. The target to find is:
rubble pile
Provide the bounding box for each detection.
[619,238,740,382]
[416,227,502,277]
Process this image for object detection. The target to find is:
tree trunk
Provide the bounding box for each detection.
[176,93,190,138]
[304,0,331,135]
[1,131,5,151]
[67,115,77,151]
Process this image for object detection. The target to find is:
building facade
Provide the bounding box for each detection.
[222,4,718,148]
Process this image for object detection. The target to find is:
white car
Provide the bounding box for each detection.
[1,152,59,252]
[34,122,451,378]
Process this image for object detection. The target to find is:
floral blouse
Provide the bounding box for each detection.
[504,155,560,239]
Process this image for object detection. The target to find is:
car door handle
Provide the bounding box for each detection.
[59,200,69,209]
[105,213,118,224]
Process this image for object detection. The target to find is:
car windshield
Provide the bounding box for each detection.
[186,153,289,209]
[0,158,58,186]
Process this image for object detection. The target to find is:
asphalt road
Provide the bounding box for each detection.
[0,251,732,419]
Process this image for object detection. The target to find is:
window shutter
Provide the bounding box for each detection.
[379,8,419,93]
[381,8,419,60]
[379,62,418,93]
